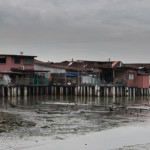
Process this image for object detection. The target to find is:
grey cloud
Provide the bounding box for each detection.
[0,0,150,62]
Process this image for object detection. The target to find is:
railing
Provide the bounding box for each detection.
[0,77,125,86]
[14,78,30,85]
[30,78,49,86]
[8,78,49,86]
[100,78,126,86]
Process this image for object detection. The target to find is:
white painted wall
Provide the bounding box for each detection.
[34,64,66,74]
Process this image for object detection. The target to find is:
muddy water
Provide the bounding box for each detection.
[0,96,150,139]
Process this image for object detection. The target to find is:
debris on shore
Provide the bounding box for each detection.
[0,112,36,133]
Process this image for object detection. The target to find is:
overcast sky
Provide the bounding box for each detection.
[0,0,150,63]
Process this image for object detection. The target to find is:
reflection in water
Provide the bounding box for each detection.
[1,95,150,107]
[0,96,150,138]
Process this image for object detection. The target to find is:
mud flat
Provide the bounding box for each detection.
[1,96,150,150]
[0,112,36,133]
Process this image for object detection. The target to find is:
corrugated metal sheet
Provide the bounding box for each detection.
[112,61,119,67]
[81,76,100,84]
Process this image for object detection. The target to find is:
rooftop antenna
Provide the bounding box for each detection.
[20,51,23,55]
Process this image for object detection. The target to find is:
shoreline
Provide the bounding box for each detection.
[1,125,150,150]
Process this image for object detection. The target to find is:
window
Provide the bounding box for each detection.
[24,58,34,65]
[0,57,6,64]
[14,57,20,64]
[129,73,134,80]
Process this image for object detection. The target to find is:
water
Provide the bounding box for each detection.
[0,96,150,149]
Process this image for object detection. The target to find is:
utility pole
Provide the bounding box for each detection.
[78,60,80,87]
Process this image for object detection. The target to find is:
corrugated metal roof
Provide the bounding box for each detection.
[112,61,119,67]
[125,63,150,70]
[0,54,37,57]
[34,59,125,72]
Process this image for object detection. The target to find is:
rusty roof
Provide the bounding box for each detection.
[125,63,150,70]
[34,59,125,72]
[34,59,66,70]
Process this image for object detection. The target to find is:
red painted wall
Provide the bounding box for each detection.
[136,75,149,88]
[0,56,34,71]
[0,56,11,71]
[126,69,149,88]
[126,69,137,87]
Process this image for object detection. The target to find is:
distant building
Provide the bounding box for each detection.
[34,59,66,85]
[1,54,149,89]
[0,54,35,71]
[44,59,150,89]
[0,54,36,85]
[0,54,49,86]
[125,63,150,88]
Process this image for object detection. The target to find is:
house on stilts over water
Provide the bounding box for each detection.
[0,54,150,97]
